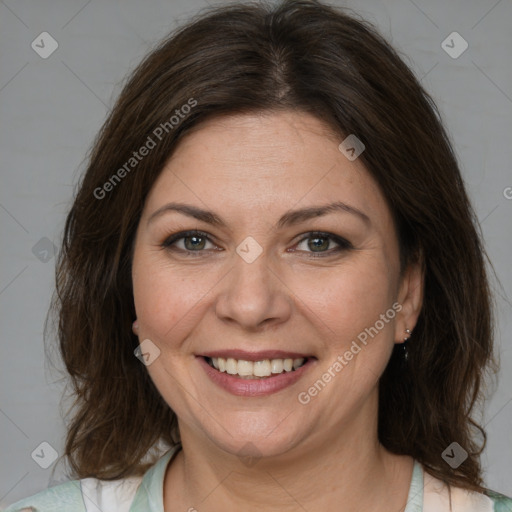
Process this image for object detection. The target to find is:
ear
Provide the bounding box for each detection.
[394,258,424,343]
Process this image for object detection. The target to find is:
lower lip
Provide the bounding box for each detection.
[197,356,315,397]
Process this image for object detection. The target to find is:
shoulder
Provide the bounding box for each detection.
[423,467,512,512]
[2,476,143,512]
[2,480,85,512]
[2,445,181,512]
[484,489,512,511]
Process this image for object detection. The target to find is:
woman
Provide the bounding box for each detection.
[6,0,511,510]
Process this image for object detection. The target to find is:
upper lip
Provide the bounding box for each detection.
[199,349,314,361]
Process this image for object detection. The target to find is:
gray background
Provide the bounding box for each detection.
[1,0,511,507]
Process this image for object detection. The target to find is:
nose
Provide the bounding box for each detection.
[215,249,293,331]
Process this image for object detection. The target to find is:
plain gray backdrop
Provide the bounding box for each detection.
[1,0,511,507]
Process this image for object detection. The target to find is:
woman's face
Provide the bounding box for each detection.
[132,111,422,459]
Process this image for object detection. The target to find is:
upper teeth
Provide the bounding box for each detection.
[209,357,306,378]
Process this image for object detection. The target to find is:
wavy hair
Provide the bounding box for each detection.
[51,0,499,495]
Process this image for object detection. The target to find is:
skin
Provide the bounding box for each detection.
[131,110,423,512]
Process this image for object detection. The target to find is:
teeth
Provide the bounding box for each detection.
[237,359,254,376]
[226,357,238,375]
[271,359,283,374]
[254,360,271,377]
[293,358,305,369]
[208,357,306,378]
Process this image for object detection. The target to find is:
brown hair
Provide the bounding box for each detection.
[51,0,499,496]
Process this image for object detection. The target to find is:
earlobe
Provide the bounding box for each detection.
[132,319,139,335]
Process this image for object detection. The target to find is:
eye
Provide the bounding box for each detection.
[162,230,217,254]
[293,232,352,257]
[161,230,352,258]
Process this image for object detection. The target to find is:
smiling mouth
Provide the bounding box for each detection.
[204,356,309,379]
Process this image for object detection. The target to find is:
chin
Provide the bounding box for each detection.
[200,417,306,462]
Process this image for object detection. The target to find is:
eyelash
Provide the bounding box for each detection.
[161,230,353,258]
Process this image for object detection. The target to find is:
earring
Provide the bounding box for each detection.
[132,320,139,335]
[402,328,412,363]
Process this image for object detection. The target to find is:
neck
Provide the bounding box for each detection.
[163,399,413,511]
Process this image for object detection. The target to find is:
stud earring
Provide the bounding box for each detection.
[404,328,412,342]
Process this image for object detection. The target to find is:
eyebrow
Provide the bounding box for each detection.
[147,201,371,228]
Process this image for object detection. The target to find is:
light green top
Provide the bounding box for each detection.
[3,445,511,511]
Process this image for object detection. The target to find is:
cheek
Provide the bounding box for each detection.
[293,258,397,352]
[132,254,215,344]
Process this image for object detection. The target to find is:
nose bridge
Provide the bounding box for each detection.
[215,245,291,329]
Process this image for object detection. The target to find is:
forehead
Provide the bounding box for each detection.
[142,111,391,230]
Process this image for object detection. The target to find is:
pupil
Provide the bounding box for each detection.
[185,236,205,250]
[309,237,328,251]
[184,235,329,252]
